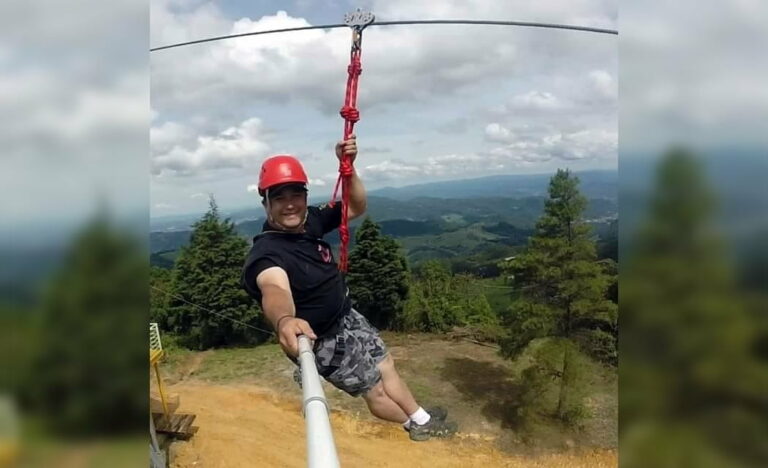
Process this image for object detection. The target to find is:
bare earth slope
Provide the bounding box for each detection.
[159,334,617,467]
[168,383,615,468]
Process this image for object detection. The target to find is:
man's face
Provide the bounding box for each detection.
[264,186,308,230]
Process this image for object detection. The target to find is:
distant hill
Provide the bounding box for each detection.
[151,170,617,232]
[0,247,67,305]
[149,170,619,269]
[369,170,617,200]
[150,196,617,272]
[150,195,618,255]
[149,230,191,253]
[619,149,768,257]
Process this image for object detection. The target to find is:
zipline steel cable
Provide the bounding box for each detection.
[150,19,617,52]
[150,285,275,337]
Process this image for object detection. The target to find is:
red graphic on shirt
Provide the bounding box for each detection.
[318,244,332,263]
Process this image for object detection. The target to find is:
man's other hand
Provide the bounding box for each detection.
[335,134,357,163]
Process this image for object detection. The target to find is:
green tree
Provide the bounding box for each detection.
[621,148,768,466]
[400,261,456,332]
[452,274,496,327]
[166,196,263,349]
[30,213,147,435]
[501,169,617,421]
[398,261,499,334]
[347,217,409,329]
[150,266,171,327]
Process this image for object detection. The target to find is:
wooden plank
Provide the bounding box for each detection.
[152,412,197,438]
[176,425,199,441]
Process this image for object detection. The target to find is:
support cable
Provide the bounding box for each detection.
[150,19,617,52]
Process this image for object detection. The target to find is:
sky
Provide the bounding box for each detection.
[1,0,763,237]
[619,0,768,156]
[0,0,149,244]
[150,0,619,217]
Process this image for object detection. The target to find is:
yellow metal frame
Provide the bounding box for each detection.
[150,323,170,417]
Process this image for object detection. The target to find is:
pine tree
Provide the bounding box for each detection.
[621,148,768,466]
[150,266,171,327]
[167,196,263,349]
[347,217,409,329]
[31,212,147,435]
[501,169,617,420]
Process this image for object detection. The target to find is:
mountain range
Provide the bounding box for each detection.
[151,170,617,233]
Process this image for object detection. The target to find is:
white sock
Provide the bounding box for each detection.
[409,407,430,426]
[402,419,411,430]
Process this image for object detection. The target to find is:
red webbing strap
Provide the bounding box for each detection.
[331,29,364,272]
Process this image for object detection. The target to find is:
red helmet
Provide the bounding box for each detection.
[258,155,308,196]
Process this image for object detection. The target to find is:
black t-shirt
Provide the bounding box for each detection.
[241,203,349,337]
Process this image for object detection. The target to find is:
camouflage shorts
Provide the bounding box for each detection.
[293,308,388,397]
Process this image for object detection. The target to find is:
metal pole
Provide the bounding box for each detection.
[149,413,166,468]
[298,334,341,468]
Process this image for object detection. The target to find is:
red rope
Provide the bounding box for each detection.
[331,34,364,272]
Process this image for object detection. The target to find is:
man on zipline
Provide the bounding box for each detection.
[241,136,457,441]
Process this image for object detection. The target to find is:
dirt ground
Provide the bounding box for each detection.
[157,333,617,467]
[166,383,615,468]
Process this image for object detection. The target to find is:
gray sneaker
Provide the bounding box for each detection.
[409,417,458,441]
[425,406,448,422]
[403,407,448,433]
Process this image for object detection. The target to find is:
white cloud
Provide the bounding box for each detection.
[487,126,617,162]
[148,1,619,214]
[485,123,515,143]
[309,178,327,187]
[510,91,564,111]
[361,160,424,182]
[373,0,616,28]
[152,117,272,177]
[246,184,260,193]
[588,70,617,101]
[1,0,149,228]
[150,2,617,121]
[621,0,768,151]
[151,121,197,156]
[1,68,148,156]
[360,146,392,154]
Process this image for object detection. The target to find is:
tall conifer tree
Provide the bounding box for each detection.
[32,213,146,434]
[502,169,617,419]
[347,217,409,329]
[167,196,263,348]
[621,149,768,465]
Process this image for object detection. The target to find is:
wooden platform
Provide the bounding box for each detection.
[152,412,199,440]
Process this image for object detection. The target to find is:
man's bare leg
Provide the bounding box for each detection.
[361,381,410,423]
[376,354,420,416]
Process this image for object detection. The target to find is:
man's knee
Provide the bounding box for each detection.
[362,381,387,404]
